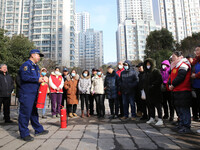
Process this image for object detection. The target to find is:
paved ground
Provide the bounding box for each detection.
[0,97,200,150]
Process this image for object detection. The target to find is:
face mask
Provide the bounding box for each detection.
[147,66,151,69]
[83,73,88,77]
[118,65,123,69]
[162,65,167,70]
[124,66,129,70]
[41,72,46,76]
[55,71,60,75]
[97,72,101,76]
[71,73,76,77]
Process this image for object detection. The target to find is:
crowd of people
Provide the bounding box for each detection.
[0,46,200,141]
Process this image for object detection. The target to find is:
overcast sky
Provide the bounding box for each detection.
[76,0,160,63]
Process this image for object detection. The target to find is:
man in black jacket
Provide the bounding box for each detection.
[0,64,14,123]
[120,60,139,120]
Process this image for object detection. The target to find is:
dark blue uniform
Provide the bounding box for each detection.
[18,59,44,138]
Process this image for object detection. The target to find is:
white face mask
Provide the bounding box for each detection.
[55,71,60,75]
[147,66,151,69]
[162,65,167,69]
[118,65,123,69]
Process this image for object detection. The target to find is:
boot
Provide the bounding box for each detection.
[81,110,84,118]
[146,117,155,124]
[87,110,90,117]
[155,118,163,126]
[69,113,73,118]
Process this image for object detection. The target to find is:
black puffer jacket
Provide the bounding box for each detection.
[104,71,119,99]
[0,71,14,97]
[143,58,163,104]
[120,60,139,94]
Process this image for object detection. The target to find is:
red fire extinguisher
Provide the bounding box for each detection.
[36,82,48,109]
[60,106,67,128]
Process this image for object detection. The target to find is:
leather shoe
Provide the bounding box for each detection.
[22,135,34,142]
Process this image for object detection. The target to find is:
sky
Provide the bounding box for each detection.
[76,0,159,64]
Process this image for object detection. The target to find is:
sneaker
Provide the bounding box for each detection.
[73,113,78,117]
[5,120,13,123]
[197,129,200,133]
[136,111,143,117]
[22,135,34,142]
[155,119,163,126]
[69,113,73,118]
[163,115,169,120]
[178,128,192,134]
[121,116,128,120]
[131,117,136,121]
[146,117,155,124]
[35,130,49,136]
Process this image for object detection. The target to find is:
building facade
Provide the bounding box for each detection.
[158,0,200,42]
[116,0,159,62]
[0,0,76,67]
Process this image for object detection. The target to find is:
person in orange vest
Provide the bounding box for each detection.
[40,68,49,119]
[49,67,64,118]
[167,51,192,134]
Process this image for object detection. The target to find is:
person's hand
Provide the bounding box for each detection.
[191,73,196,79]
[169,85,174,91]
[104,87,107,90]
[39,77,44,83]
[57,87,61,91]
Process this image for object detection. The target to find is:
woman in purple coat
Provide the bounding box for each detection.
[160,60,174,121]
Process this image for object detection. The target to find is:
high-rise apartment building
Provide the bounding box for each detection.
[158,0,200,42]
[78,29,104,71]
[116,0,159,62]
[0,0,76,67]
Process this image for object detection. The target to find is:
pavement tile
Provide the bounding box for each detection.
[73,125,86,130]
[86,124,98,130]
[1,138,26,150]
[57,139,80,150]
[114,129,130,138]
[37,139,63,150]
[83,129,98,139]
[99,130,114,139]
[50,130,69,139]
[98,139,115,150]
[18,139,45,150]
[116,138,136,149]
[77,138,97,150]
[67,130,84,139]
[99,124,112,130]
[133,137,158,149]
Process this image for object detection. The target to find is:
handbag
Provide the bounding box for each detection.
[141,89,146,100]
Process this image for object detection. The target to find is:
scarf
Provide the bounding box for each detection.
[170,56,183,70]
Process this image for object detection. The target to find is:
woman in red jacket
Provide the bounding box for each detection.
[168,51,192,134]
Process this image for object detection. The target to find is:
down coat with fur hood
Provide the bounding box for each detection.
[64,74,79,105]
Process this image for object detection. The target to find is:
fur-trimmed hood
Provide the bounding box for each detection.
[144,58,156,72]
[66,74,79,81]
[80,74,91,79]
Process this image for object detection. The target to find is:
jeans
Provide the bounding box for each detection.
[176,107,191,129]
[42,95,47,116]
[94,94,105,117]
[68,104,77,113]
[0,97,11,121]
[122,93,136,118]
[109,98,119,116]
[80,94,89,111]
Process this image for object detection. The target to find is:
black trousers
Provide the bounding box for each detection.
[0,97,11,121]
[61,92,67,107]
[94,94,105,117]
[193,89,200,118]
[118,95,124,116]
[89,95,99,115]
[80,94,89,111]
[141,99,148,117]
[147,101,162,119]
[68,104,77,113]
[162,91,174,118]
[109,98,119,116]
